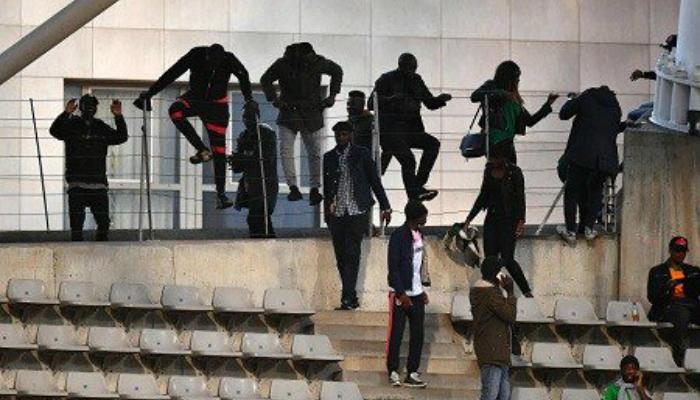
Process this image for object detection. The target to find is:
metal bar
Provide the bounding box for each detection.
[144,104,154,239]
[30,99,50,232]
[138,111,145,242]
[484,94,490,160]
[535,185,565,236]
[255,114,270,237]
[372,91,384,236]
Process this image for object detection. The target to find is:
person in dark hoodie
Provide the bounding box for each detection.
[50,95,128,241]
[556,86,628,245]
[134,43,257,210]
[471,256,516,400]
[373,53,452,201]
[261,42,343,206]
[647,236,700,366]
[471,60,558,164]
[229,106,278,238]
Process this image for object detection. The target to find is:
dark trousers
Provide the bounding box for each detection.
[247,193,277,238]
[68,187,110,242]
[564,163,606,233]
[491,139,517,165]
[483,216,531,294]
[169,96,230,195]
[662,303,700,360]
[380,131,440,196]
[327,213,367,305]
[386,292,425,374]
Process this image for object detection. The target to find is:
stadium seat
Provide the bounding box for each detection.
[36,324,89,352]
[88,326,139,353]
[634,347,684,373]
[168,376,217,399]
[161,285,213,312]
[320,381,363,400]
[684,349,700,373]
[213,287,263,314]
[218,377,264,400]
[117,373,169,399]
[582,344,624,371]
[59,281,109,307]
[450,292,473,322]
[561,388,600,400]
[190,330,242,358]
[0,323,37,350]
[662,393,700,400]
[66,371,119,398]
[531,342,583,369]
[511,387,551,400]
[109,283,161,310]
[15,370,67,397]
[139,329,191,356]
[263,289,314,316]
[241,333,292,359]
[7,279,59,305]
[269,379,312,400]
[605,301,656,328]
[517,298,553,323]
[291,335,344,362]
[554,298,604,326]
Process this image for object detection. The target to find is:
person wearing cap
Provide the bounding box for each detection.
[50,95,128,241]
[647,236,700,366]
[323,121,391,311]
[601,355,651,400]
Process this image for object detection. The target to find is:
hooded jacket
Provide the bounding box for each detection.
[470,279,517,367]
[261,43,343,132]
[559,86,626,175]
[230,123,279,210]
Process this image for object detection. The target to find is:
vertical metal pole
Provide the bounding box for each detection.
[30,99,50,232]
[138,115,145,242]
[535,185,565,236]
[484,94,490,160]
[372,91,384,237]
[255,115,270,237]
[143,104,154,240]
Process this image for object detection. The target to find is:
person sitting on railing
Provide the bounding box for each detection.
[134,43,258,210]
[627,34,677,122]
[261,42,343,206]
[50,95,128,242]
[372,53,452,202]
[471,60,558,165]
[346,90,374,151]
[228,106,278,239]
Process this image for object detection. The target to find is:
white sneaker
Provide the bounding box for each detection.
[389,371,401,387]
[584,226,598,241]
[556,225,577,247]
[404,372,427,388]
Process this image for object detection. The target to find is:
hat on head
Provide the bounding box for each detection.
[669,236,689,252]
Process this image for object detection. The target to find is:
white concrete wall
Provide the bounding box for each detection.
[0,0,680,230]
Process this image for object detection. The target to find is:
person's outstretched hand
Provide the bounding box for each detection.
[438,93,452,103]
[110,99,122,116]
[546,93,560,106]
[630,69,644,81]
[65,98,78,114]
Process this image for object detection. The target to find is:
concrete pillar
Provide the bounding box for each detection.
[676,0,700,71]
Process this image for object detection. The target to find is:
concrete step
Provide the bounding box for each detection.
[343,371,481,391]
[314,311,453,328]
[342,354,479,375]
[359,385,480,400]
[331,339,466,358]
[315,323,457,343]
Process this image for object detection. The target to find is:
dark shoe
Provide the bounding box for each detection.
[523,292,534,298]
[216,194,234,210]
[404,372,427,388]
[189,149,213,164]
[287,185,303,202]
[335,299,360,311]
[415,188,438,202]
[309,187,323,206]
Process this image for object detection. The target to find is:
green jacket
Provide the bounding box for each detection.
[489,100,521,145]
[470,280,517,367]
[601,380,646,400]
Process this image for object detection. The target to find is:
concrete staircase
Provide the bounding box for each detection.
[313,311,481,400]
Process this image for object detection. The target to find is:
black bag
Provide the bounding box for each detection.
[460,106,486,158]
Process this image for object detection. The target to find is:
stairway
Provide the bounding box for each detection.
[313,311,481,400]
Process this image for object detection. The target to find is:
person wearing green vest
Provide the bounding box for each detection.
[601,355,651,400]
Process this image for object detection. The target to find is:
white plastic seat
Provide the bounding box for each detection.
[15,369,67,397]
[269,380,312,400]
[511,387,551,400]
[88,326,139,353]
[66,371,119,398]
[7,279,59,305]
[605,301,657,328]
[218,378,263,400]
[320,381,362,400]
[59,281,109,307]
[190,331,242,358]
[517,298,553,323]
[168,376,217,400]
[37,324,89,352]
[140,329,191,356]
[263,289,314,316]
[241,333,291,359]
[292,335,343,362]
[213,287,263,314]
[531,342,582,369]
[554,298,604,326]
[662,393,700,400]
[109,283,161,309]
[684,349,700,373]
[635,347,685,373]
[161,285,213,312]
[117,373,169,399]
[450,292,473,322]
[0,323,37,350]
[582,345,624,371]
[561,388,600,400]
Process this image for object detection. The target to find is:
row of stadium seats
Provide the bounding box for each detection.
[511,387,699,400]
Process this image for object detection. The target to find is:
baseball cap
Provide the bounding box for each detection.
[669,236,689,252]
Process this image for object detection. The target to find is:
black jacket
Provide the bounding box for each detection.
[49,112,128,186]
[349,111,374,150]
[229,124,278,209]
[467,162,526,222]
[261,44,343,132]
[559,86,625,175]
[145,46,252,102]
[373,69,447,133]
[388,224,429,295]
[647,260,700,321]
[322,144,390,217]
